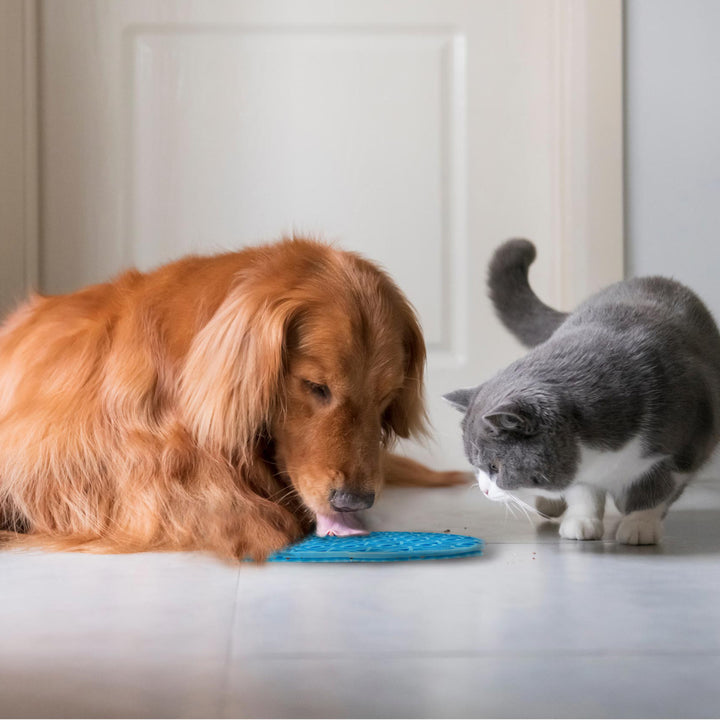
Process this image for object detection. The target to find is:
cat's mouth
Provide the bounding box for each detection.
[474,469,552,519]
[481,484,509,502]
[475,469,510,501]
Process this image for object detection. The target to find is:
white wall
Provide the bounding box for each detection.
[626,0,720,479]
[625,0,720,318]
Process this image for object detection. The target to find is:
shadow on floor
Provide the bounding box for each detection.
[541,509,720,557]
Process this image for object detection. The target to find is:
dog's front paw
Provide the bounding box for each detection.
[559,515,604,540]
[616,516,663,545]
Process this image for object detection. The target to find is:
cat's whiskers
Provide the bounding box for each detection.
[501,493,532,525]
[467,449,553,523]
[514,497,535,525]
[503,491,553,521]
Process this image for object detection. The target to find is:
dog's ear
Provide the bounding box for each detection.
[179,271,300,457]
[382,298,428,441]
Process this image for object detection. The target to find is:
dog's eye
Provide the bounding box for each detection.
[304,380,331,402]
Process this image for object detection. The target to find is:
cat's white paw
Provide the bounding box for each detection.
[616,516,663,545]
[559,515,604,540]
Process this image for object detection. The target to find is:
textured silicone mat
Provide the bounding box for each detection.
[266,531,484,563]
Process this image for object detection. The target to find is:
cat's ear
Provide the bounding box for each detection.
[483,401,539,436]
[443,387,477,412]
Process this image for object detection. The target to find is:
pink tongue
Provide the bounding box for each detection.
[315,511,369,537]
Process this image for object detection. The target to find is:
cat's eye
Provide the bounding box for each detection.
[303,380,331,402]
[488,461,499,475]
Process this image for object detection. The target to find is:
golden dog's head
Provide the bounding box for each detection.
[180,239,426,531]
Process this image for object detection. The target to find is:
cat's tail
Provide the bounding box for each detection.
[488,239,568,347]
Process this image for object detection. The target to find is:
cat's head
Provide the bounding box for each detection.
[444,382,578,501]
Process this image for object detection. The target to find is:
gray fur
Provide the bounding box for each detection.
[614,460,676,515]
[446,239,720,528]
[487,239,568,347]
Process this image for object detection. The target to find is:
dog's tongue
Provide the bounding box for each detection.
[315,511,369,537]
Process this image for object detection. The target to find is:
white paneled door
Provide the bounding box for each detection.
[8,0,622,469]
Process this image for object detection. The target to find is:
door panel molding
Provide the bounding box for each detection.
[121,26,469,367]
[553,0,624,308]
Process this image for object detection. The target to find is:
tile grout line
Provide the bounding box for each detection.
[229,648,720,662]
[218,565,243,718]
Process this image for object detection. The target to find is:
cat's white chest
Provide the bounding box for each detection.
[575,435,664,492]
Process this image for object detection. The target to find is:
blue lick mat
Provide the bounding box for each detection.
[265,531,484,563]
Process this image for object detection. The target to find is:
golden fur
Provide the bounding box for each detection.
[0,239,462,559]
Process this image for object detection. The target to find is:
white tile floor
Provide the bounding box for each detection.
[2,479,720,718]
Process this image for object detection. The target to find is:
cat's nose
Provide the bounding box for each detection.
[329,489,375,512]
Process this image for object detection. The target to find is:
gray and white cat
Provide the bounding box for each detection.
[445,239,720,544]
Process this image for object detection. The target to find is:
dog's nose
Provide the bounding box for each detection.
[329,489,376,512]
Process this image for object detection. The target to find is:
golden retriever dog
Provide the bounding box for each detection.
[0,238,462,559]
